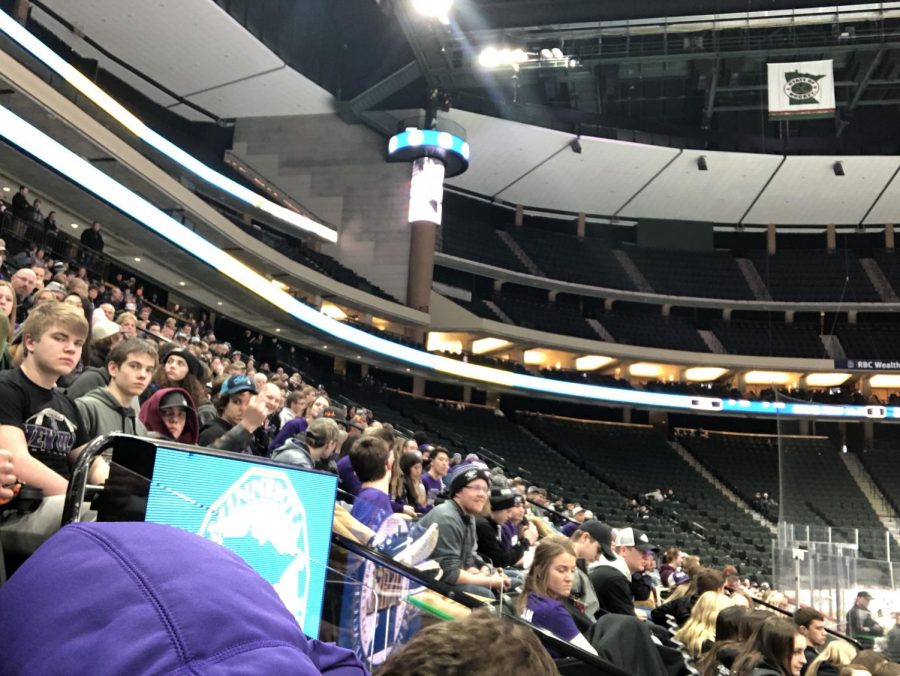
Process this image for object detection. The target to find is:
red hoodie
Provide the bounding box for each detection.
[139,386,200,445]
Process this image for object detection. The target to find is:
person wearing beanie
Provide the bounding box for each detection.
[475,487,536,570]
[417,463,509,599]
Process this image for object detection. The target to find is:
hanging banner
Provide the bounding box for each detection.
[767,60,835,119]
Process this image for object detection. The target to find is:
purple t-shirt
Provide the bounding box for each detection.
[501,521,518,550]
[421,473,444,503]
[351,487,394,531]
[560,521,579,537]
[522,593,580,659]
[337,455,362,499]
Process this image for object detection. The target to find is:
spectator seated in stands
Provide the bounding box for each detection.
[0,522,368,675]
[660,546,684,588]
[476,487,535,571]
[518,535,599,657]
[397,451,428,515]
[730,615,807,676]
[570,520,616,621]
[139,387,199,445]
[272,417,341,472]
[349,435,394,531]
[421,445,449,505]
[269,393,329,451]
[589,526,657,617]
[143,346,206,414]
[794,607,827,672]
[11,267,37,323]
[804,641,859,676]
[417,462,509,599]
[75,338,157,439]
[198,374,268,455]
[651,567,726,628]
[0,303,104,555]
[560,506,592,537]
[376,607,559,676]
[673,591,733,661]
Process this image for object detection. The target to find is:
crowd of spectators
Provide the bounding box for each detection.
[1,184,899,675]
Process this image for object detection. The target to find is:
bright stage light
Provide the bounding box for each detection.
[412,0,452,24]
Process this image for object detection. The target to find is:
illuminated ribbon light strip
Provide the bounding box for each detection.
[0,106,895,420]
[0,11,338,243]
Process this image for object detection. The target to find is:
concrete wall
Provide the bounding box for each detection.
[233,114,412,302]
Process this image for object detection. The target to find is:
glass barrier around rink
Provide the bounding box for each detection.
[773,531,900,636]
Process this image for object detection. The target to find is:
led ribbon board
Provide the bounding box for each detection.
[0,11,337,243]
[387,128,470,178]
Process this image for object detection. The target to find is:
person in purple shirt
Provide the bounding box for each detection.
[269,394,329,452]
[560,507,593,537]
[421,446,450,504]
[349,435,395,531]
[518,536,599,658]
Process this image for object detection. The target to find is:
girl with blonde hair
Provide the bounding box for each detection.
[805,640,858,676]
[674,591,733,659]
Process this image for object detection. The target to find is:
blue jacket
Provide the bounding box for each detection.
[0,521,368,675]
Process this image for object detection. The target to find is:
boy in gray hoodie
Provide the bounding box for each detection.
[76,338,157,439]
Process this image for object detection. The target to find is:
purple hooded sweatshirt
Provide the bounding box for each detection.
[0,522,368,675]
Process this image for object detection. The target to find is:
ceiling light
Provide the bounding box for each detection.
[133,257,141,262]
[523,350,549,365]
[744,370,791,385]
[870,375,900,388]
[471,337,512,354]
[178,281,186,286]
[540,48,553,59]
[426,332,463,354]
[551,48,564,59]
[575,355,614,371]
[320,302,347,321]
[70,223,79,228]
[805,373,851,388]
[275,328,281,332]
[629,363,664,378]
[684,367,727,382]
[216,301,222,306]
[411,0,452,24]
[1,186,9,192]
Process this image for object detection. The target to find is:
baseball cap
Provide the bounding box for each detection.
[857,591,874,599]
[574,520,616,561]
[159,390,191,410]
[92,319,122,343]
[45,281,66,295]
[615,527,658,553]
[671,570,691,586]
[218,374,256,398]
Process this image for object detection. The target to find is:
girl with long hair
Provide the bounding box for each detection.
[673,591,734,659]
[516,536,598,657]
[730,615,807,676]
[143,346,207,409]
[398,451,428,514]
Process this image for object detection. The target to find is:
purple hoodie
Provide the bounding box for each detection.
[0,522,368,675]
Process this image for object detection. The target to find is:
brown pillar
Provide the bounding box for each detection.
[576,212,586,240]
[826,224,836,251]
[886,224,895,251]
[334,357,347,376]
[514,204,524,227]
[767,223,777,255]
[406,220,436,314]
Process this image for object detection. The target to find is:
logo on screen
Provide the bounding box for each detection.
[199,467,311,628]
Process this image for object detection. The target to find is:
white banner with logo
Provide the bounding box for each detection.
[767,60,835,119]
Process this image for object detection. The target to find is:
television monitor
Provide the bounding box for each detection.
[98,437,337,639]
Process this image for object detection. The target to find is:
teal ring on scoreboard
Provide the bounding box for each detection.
[387,128,470,177]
